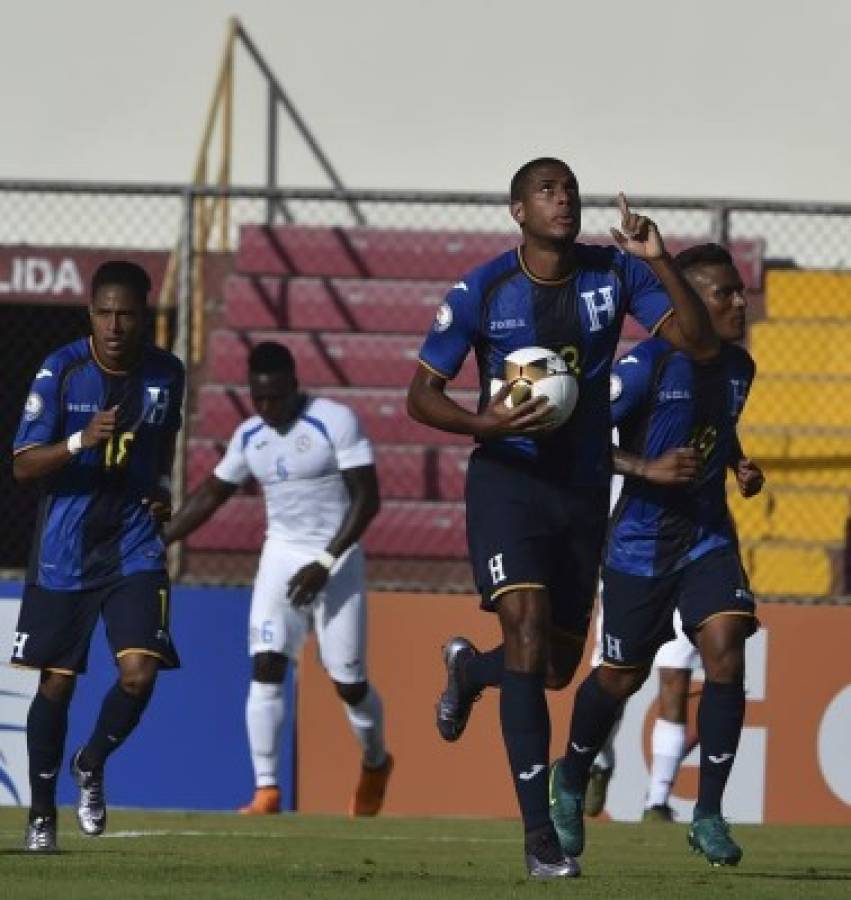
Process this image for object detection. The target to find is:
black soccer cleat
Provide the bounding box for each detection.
[25,813,58,852]
[435,637,480,742]
[70,748,107,837]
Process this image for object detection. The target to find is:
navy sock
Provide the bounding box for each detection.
[560,671,624,793]
[464,645,504,694]
[27,691,70,817]
[80,683,152,770]
[696,680,745,816]
[500,669,551,833]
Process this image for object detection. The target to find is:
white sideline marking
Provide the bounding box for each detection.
[102,829,515,844]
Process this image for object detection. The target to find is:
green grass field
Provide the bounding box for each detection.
[1,808,849,899]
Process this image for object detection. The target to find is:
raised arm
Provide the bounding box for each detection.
[611,193,720,361]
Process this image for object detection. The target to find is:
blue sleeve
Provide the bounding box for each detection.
[610,345,655,425]
[622,254,672,335]
[418,279,482,380]
[14,355,64,451]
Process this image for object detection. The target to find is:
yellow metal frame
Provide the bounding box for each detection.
[156,17,237,360]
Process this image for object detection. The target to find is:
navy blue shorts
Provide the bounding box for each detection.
[600,547,757,668]
[10,571,180,674]
[465,449,609,638]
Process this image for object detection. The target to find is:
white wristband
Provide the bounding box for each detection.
[315,550,336,571]
[67,431,83,455]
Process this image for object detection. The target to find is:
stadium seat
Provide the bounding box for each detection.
[374,445,428,500]
[224,275,450,333]
[749,322,851,376]
[750,543,839,595]
[437,447,472,501]
[206,330,479,389]
[764,270,851,319]
[194,385,477,446]
[224,275,655,340]
[236,225,764,288]
[726,487,770,541]
[740,378,851,428]
[186,439,226,490]
[187,496,468,559]
[768,489,850,543]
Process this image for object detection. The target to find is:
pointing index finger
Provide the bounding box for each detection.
[617,192,630,220]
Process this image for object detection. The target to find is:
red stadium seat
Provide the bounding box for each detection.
[187,496,467,559]
[235,225,764,289]
[224,275,450,334]
[186,439,226,491]
[194,385,477,446]
[206,330,479,389]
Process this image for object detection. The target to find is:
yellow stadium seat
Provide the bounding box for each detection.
[768,490,850,542]
[750,544,838,595]
[738,427,789,459]
[749,322,851,375]
[741,378,851,427]
[726,487,770,541]
[762,466,851,489]
[765,270,851,319]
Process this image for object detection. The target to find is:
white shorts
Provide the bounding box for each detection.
[248,540,367,683]
[591,591,700,671]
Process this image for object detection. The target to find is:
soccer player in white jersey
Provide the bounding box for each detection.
[164,341,392,816]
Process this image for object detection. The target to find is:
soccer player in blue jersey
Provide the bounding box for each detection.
[10,261,185,852]
[549,243,763,868]
[406,157,718,879]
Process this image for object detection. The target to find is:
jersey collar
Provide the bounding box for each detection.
[516,247,574,287]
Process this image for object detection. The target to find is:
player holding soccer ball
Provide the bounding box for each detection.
[549,244,762,868]
[407,157,718,879]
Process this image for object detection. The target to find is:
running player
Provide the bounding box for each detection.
[163,341,392,817]
[407,158,718,879]
[549,243,763,867]
[11,261,185,852]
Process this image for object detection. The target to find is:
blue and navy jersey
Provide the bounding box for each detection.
[418,245,673,485]
[14,337,185,591]
[606,338,755,576]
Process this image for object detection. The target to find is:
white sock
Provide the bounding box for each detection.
[593,715,621,770]
[344,685,386,769]
[246,680,284,788]
[645,718,687,808]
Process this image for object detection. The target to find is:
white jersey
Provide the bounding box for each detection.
[214,396,374,549]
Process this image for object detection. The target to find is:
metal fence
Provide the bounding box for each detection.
[1,182,850,598]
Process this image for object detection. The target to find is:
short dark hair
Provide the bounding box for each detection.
[509,157,571,203]
[249,341,295,375]
[91,260,151,305]
[674,243,734,274]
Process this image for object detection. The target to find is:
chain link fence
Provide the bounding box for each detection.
[1,183,849,598]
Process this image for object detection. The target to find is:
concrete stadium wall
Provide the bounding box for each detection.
[298,592,851,825]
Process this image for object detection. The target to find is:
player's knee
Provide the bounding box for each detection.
[118,655,159,697]
[596,664,648,700]
[39,670,75,704]
[252,652,288,684]
[702,647,745,684]
[333,680,368,706]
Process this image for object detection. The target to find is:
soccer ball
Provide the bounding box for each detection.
[490,346,579,427]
